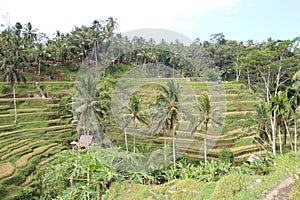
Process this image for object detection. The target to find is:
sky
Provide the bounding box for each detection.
[0,0,299,43]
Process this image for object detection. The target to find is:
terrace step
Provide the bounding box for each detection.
[0,125,72,138]
[0,111,57,118]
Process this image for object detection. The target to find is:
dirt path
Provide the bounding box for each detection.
[262,177,294,200]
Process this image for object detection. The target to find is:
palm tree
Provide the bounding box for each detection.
[151,102,170,161]
[287,86,300,152]
[75,30,90,64]
[251,102,273,148]
[123,95,149,153]
[105,17,118,37]
[72,74,101,142]
[1,24,26,124]
[155,80,181,169]
[192,93,221,165]
[88,28,104,67]
[1,64,26,124]
[34,42,47,75]
[281,94,294,150]
[23,22,38,70]
[270,91,289,154]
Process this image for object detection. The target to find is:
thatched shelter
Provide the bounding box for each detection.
[78,135,94,148]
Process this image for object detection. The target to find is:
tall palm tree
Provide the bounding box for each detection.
[251,102,272,148]
[155,80,181,169]
[285,70,300,152]
[72,74,101,142]
[75,30,90,64]
[281,94,294,150]
[88,28,104,67]
[34,42,47,75]
[151,102,170,161]
[23,22,38,69]
[1,64,26,124]
[123,95,149,153]
[105,17,118,37]
[1,24,26,124]
[270,91,288,154]
[192,93,221,165]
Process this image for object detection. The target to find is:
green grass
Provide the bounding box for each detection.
[103,152,300,200]
[104,179,216,200]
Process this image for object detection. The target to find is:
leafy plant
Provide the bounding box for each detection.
[218,148,234,165]
[237,154,274,175]
[67,64,80,72]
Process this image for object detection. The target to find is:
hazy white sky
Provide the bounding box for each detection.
[1,0,299,42]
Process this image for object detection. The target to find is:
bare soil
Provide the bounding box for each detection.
[262,177,294,200]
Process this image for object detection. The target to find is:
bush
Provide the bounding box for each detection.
[17,186,40,200]
[237,154,274,175]
[203,68,220,81]
[218,148,234,165]
[67,64,80,72]
[3,172,25,185]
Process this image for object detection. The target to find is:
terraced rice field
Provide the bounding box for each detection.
[0,93,76,199]
[0,81,299,199]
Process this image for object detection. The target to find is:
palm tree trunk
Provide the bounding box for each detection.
[172,57,175,78]
[124,127,128,151]
[163,126,166,161]
[278,125,282,154]
[109,114,112,143]
[247,66,251,90]
[94,44,97,67]
[133,123,137,153]
[204,123,207,165]
[295,115,297,152]
[172,127,176,169]
[284,120,293,151]
[13,85,17,124]
[38,59,41,75]
[283,126,287,145]
[271,111,277,157]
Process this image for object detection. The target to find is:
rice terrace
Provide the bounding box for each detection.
[1,7,300,200]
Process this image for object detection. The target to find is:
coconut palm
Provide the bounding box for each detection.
[123,95,149,153]
[151,102,170,161]
[1,64,26,124]
[88,28,104,67]
[105,17,118,37]
[72,74,101,142]
[191,93,222,165]
[23,22,38,69]
[1,24,26,124]
[155,80,181,169]
[251,102,272,148]
[287,86,300,152]
[34,42,47,75]
[270,91,289,154]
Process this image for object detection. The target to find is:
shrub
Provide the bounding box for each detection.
[237,154,274,175]
[218,148,234,165]
[3,172,25,185]
[67,64,80,72]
